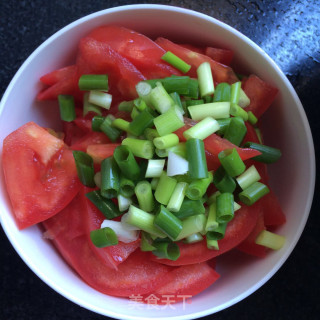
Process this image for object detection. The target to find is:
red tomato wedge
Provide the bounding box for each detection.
[40,65,77,86]
[86,143,120,164]
[175,118,262,170]
[2,122,80,229]
[237,209,267,258]
[70,131,111,152]
[87,25,180,79]
[243,122,261,144]
[43,197,173,296]
[155,37,238,83]
[152,202,262,266]
[259,190,286,226]
[77,37,146,99]
[146,262,220,304]
[205,47,234,66]
[242,74,278,118]
[81,187,140,270]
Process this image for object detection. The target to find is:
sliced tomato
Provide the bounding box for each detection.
[237,209,267,258]
[205,47,234,66]
[175,118,262,170]
[179,43,205,54]
[2,122,80,229]
[40,65,77,86]
[87,25,180,79]
[259,190,286,226]
[155,37,238,84]
[145,262,220,304]
[243,122,261,144]
[152,202,261,266]
[86,143,120,164]
[242,75,278,118]
[70,131,111,152]
[81,186,140,269]
[77,37,146,99]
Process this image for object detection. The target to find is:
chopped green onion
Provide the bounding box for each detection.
[216,193,234,223]
[218,148,246,177]
[58,95,76,122]
[167,143,187,158]
[186,171,213,200]
[112,118,131,132]
[140,231,156,251]
[144,128,160,141]
[185,99,204,107]
[183,233,203,244]
[186,138,208,179]
[118,100,134,112]
[234,201,241,211]
[174,198,205,219]
[100,115,121,142]
[83,92,102,116]
[167,150,189,176]
[176,214,206,241]
[79,74,108,91]
[167,182,188,212]
[131,106,140,120]
[236,165,261,190]
[150,82,175,114]
[255,230,286,250]
[239,182,270,205]
[230,103,248,121]
[155,148,168,158]
[243,142,282,164]
[206,238,219,250]
[119,175,135,198]
[100,157,120,199]
[100,220,139,243]
[72,151,95,187]
[255,128,263,144]
[238,88,250,108]
[135,180,155,212]
[162,51,191,73]
[154,171,177,205]
[150,177,160,190]
[183,117,220,140]
[216,118,231,135]
[188,102,230,121]
[134,97,148,111]
[205,202,219,232]
[207,190,221,206]
[170,92,184,115]
[122,138,154,159]
[154,205,183,240]
[94,171,101,188]
[126,205,166,238]
[117,194,132,212]
[224,116,247,146]
[129,108,154,136]
[90,227,118,248]
[197,62,214,97]
[154,133,179,149]
[88,90,112,109]
[212,166,236,193]
[145,159,165,178]
[113,145,140,180]
[92,115,105,131]
[154,107,184,136]
[213,83,231,102]
[248,111,258,125]
[230,81,241,105]
[152,240,180,261]
[206,222,227,240]
[86,190,121,219]
[136,81,152,104]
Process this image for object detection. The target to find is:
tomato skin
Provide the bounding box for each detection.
[77,37,146,100]
[205,47,234,66]
[86,143,120,164]
[155,37,238,84]
[145,262,220,304]
[40,65,77,86]
[70,131,111,152]
[242,74,278,118]
[237,209,267,258]
[152,202,262,266]
[2,122,80,229]
[87,25,180,79]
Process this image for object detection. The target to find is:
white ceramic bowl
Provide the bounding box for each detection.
[0,4,315,320]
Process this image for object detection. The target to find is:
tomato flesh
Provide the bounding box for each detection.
[2,122,80,229]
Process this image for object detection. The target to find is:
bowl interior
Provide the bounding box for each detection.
[0,5,315,320]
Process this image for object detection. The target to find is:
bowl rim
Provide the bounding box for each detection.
[0,4,316,320]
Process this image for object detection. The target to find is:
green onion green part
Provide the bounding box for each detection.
[230,81,241,105]
[239,181,270,205]
[248,111,258,125]
[145,159,165,178]
[206,222,227,240]
[152,240,180,261]
[119,175,135,198]
[112,118,131,132]
[167,182,188,212]
[243,142,282,164]
[238,88,250,108]
[174,198,205,219]
[205,202,219,232]
[255,230,286,250]
[186,138,208,179]
[122,138,154,159]
[118,100,134,112]
[176,214,206,240]
[83,92,102,116]
[135,180,155,212]
[140,231,156,251]
[78,74,108,91]
[90,227,118,248]
[186,171,213,200]
[100,157,120,199]
[144,128,160,141]
[154,171,177,205]
[183,117,220,140]
[162,51,191,73]
[58,95,76,122]
[72,151,95,187]
[129,108,154,136]
[213,166,236,193]
[154,107,184,136]
[154,133,179,149]
[188,102,230,121]
[216,193,234,223]
[91,115,105,132]
[218,148,246,177]
[213,83,231,102]
[224,116,247,146]
[236,165,261,190]
[88,90,112,110]
[100,115,121,142]
[197,62,215,97]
